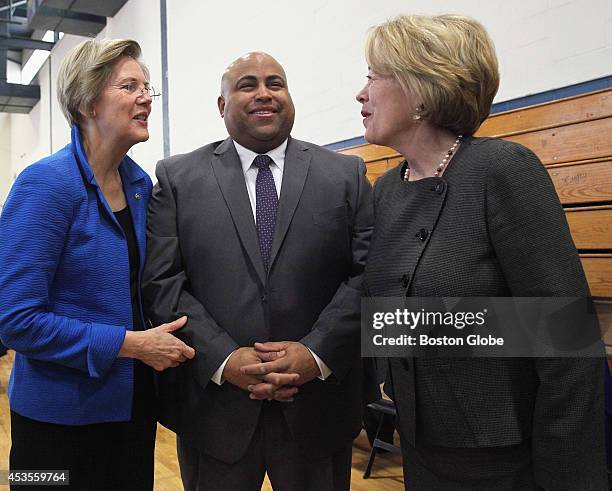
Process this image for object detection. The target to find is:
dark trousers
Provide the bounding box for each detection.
[400,438,543,491]
[9,362,156,491]
[177,401,352,491]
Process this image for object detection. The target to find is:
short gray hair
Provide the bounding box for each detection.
[56,38,149,126]
[366,14,500,135]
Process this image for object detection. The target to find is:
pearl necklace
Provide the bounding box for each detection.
[403,135,463,181]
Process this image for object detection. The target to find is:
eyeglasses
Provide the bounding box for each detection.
[111,83,161,100]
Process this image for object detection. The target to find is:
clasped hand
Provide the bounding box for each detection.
[223,342,321,402]
[119,316,196,371]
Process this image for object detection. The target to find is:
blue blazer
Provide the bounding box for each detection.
[0,126,152,425]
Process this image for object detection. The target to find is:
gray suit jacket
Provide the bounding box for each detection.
[364,136,606,489]
[142,137,373,463]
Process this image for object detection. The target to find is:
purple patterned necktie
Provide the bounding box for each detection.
[253,154,278,271]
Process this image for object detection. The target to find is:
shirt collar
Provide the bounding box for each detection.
[232,139,287,174]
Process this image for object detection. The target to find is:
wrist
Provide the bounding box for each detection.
[118,330,143,359]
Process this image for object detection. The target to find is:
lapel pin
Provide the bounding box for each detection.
[134,192,142,200]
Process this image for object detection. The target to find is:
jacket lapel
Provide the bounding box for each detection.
[71,125,129,236]
[269,138,310,271]
[120,157,149,268]
[211,138,267,285]
[71,125,150,273]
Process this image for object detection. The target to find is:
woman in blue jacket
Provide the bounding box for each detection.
[0,39,194,490]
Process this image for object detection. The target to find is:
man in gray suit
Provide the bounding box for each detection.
[142,52,373,490]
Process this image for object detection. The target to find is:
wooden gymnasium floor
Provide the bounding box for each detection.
[0,351,403,490]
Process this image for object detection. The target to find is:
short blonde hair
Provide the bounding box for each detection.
[57,39,149,126]
[366,14,499,136]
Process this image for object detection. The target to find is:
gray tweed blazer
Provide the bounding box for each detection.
[364,136,606,489]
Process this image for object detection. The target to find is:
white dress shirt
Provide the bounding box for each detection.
[210,139,331,385]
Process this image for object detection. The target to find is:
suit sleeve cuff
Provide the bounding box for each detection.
[210,351,234,385]
[307,347,332,380]
[87,322,126,378]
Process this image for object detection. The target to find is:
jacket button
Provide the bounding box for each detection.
[400,274,409,288]
[434,182,444,194]
[261,294,267,303]
[416,228,428,241]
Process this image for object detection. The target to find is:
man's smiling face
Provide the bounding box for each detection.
[218,52,295,153]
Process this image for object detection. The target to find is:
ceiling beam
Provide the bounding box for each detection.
[0,81,41,113]
[0,1,28,13]
[0,35,54,50]
[28,4,105,36]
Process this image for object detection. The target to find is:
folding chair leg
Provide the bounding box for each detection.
[363,414,385,479]
[363,447,378,479]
